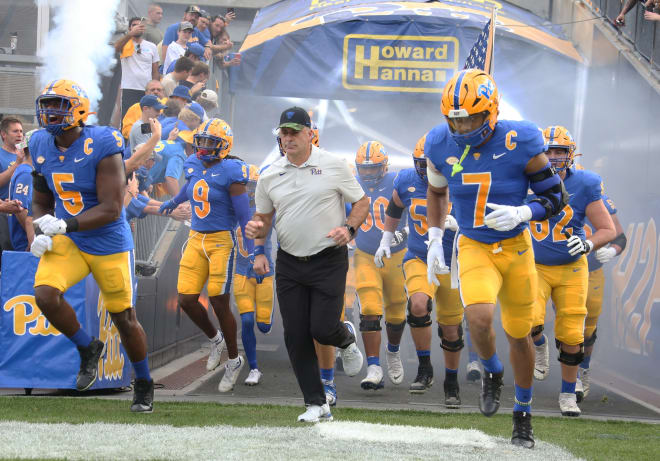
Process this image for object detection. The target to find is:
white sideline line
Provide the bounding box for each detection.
[0,421,581,461]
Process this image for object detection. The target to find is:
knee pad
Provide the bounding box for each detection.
[555,339,585,366]
[530,324,544,337]
[385,320,406,332]
[359,315,382,332]
[406,298,432,328]
[584,328,597,347]
[257,321,272,334]
[438,323,464,352]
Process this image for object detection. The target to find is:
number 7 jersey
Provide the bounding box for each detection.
[29,126,133,255]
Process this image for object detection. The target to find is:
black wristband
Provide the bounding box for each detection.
[65,218,79,233]
[344,224,356,238]
[386,199,404,219]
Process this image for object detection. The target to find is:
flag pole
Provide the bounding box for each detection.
[486,7,497,75]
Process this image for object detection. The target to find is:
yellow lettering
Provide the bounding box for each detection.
[434,70,446,81]
[97,294,124,380]
[412,47,424,59]
[434,45,448,60]
[394,47,411,59]
[381,46,394,58]
[407,69,420,81]
[421,70,433,81]
[506,130,518,151]
[84,138,93,155]
[3,295,61,336]
[425,48,432,60]
[381,68,392,80]
[394,69,406,80]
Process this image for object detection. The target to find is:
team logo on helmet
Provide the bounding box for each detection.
[441,69,499,149]
[193,118,233,162]
[36,79,91,136]
[355,141,388,186]
[543,125,576,172]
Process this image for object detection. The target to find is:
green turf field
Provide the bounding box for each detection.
[0,397,658,460]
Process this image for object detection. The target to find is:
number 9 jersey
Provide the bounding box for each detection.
[29,126,133,255]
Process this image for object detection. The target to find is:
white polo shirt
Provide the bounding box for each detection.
[120,39,159,90]
[256,146,365,257]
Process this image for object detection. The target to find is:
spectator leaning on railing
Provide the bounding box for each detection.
[197,11,212,43]
[616,0,655,25]
[115,17,160,118]
[164,42,205,74]
[163,21,194,74]
[121,79,165,139]
[143,3,164,47]
[644,1,660,20]
[162,56,194,96]
[162,5,211,62]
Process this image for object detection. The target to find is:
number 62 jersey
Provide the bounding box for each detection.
[29,126,133,255]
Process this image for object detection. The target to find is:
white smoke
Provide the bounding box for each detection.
[37,0,121,121]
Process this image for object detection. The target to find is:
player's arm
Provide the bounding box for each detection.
[346,194,369,233]
[524,153,568,220]
[31,171,55,219]
[426,161,449,231]
[230,181,254,254]
[124,119,162,174]
[584,200,616,251]
[609,213,626,253]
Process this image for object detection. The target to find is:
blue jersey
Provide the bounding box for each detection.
[149,140,186,184]
[0,147,18,199]
[356,172,407,255]
[394,168,454,264]
[125,194,151,221]
[184,156,249,232]
[8,163,33,251]
[425,120,545,244]
[30,126,133,255]
[163,23,209,47]
[530,167,602,266]
[586,192,617,272]
[235,206,274,277]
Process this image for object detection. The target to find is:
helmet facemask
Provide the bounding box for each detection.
[36,96,78,136]
[414,156,428,183]
[193,133,227,162]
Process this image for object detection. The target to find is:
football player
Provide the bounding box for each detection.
[160,118,253,392]
[234,164,275,386]
[424,69,568,448]
[352,141,407,391]
[30,80,154,412]
[528,126,615,416]
[376,135,463,408]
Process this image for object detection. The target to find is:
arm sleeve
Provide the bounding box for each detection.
[337,159,365,204]
[231,192,254,255]
[170,179,190,206]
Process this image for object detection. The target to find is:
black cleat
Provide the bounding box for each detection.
[479,371,503,417]
[443,378,461,409]
[511,411,535,449]
[409,365,434,394]
[76,338,106,391]
[131,379,154,413]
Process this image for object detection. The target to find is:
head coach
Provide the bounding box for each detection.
[246,107,369,422]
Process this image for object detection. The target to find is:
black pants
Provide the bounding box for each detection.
[121,88,145,120]
[276,245,355,406]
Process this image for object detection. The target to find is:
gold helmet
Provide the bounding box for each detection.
[355,141,388,185]
[543,125,576,172]
[193,118,233,161]
[36,79,91,136]
[413,134,428,182]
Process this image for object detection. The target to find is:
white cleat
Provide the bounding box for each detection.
[579,367,591,400]
[466,360,482,383]
[361,364,385,390]
[244,368,263,386]
[386,350,404,385]
[206,336,226,371]
[533,335,550,381]
[218,356,245,392]
[297,403,333,423]
[559,392,581,417]
[339,321,363,377]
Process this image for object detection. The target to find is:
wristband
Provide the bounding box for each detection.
[254,245,265,256]
[65,217,79,233]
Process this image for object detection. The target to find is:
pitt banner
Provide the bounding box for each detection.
[232,0,581,99]
[0,252,131,389]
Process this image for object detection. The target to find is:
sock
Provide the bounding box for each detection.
[320,368,334,383]
[367,356,380,367]
[513,384,532,413]
[387,343,400,353]
[581,355,591,369]
[480,353,504,374]
[240,313,258,370]
[533,335,546,347]
[417,350,430,367]
[210,330,223,344]
[132,357,151,381]
[69,328,92,348]
[561,379,576,394]
[445,368,458,381]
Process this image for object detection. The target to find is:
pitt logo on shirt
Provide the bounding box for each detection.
[311,168,322,175]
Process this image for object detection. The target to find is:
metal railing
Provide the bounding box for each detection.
[582,0,660,70]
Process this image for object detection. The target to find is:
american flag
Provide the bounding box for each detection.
[463,14,495,74]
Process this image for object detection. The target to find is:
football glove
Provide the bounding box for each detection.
[30,234,53,257]
[595,246,617,263]
[426,227,449,286]
[374,231,393,268]
[34,214,67,236]
[566,235,593,256]
[159,200,178,215]
[484,203,532,231]
[445,214,459,232]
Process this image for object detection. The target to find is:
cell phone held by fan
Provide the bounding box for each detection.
[140,123,151,134]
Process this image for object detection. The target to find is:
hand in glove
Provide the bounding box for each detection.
[374,231,392,268]
[595,246,616,263]
[159,200,178,215]
[445,214,459,232]
[484,203,532,232]
[566,233,593,256]
[426,227,449,286]
[33,214,67,236]
[30,234,53,257]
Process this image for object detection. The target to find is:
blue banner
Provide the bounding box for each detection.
[0,251,131,389]
[232,0,582,99]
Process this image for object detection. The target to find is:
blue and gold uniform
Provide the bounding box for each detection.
[355,171,407,325]
[530,167,602,346]
[8,162,34,251]
[30,126,135,313]
[394,168,461,326]
[425,119,544,338]
[177,154,248,296]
